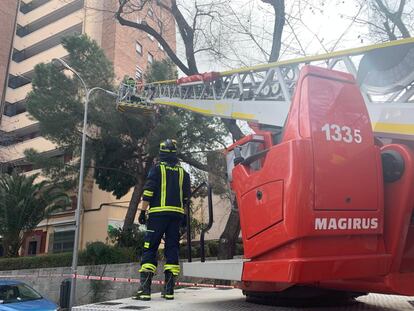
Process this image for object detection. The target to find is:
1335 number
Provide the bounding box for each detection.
[321,123,362,144]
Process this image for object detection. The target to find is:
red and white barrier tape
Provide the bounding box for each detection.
[0,273,237,289]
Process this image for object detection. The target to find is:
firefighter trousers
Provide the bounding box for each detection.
[140,213,182,276]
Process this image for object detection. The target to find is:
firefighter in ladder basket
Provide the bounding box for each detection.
[135,139,191,301]
[117,76,154,114]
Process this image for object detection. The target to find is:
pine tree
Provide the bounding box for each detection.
[26,35,228,243]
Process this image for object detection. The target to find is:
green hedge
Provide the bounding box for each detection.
[0,240,245,271]
[0,252,73,271]
[0,242,139,271]
[79,241,138,265]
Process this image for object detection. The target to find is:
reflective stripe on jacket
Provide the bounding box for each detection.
[142,162,191,214]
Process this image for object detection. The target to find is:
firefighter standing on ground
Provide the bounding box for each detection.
[135,139,191,301]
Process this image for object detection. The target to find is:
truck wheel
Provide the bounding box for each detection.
[243,286,366,307]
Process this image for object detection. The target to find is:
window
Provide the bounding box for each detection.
[0,283,42,303]
[148,52,153,64]
[28,241,37,256]
[147,33,154,41]
[52,230,75,253]
[135,65,143,80]
[135,41,142,55]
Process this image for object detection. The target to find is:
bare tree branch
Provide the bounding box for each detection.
[330,3,364,52]
[115,0,193,75]
[374,0,411,38]
[285,17,306,56]
[179,153,209,171]
[397,0,406,17]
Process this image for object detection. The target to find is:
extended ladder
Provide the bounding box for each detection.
[118,37,414,140]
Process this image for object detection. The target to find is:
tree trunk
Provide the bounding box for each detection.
[217,118,244,261]
[393,17,411,38]
[264,0,285,62]
[9,241,20,257]
[221,119,244,141]
[3,235,21,257]
[2,239,10,257]
[217,202,241,260]
[215,201,241,286]
[122,174,145,232]
[216,119,244,263]
[170,0,199,74]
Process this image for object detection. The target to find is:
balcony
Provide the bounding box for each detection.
[14,11,83,51]
[20,0,50,14]
[9,44,68,77]
[0,112,38,133]
[5,83,32,104]
[0,136,58,162]
[18,0,80,27]
[13,23,82,63]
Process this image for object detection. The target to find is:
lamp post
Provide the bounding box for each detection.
[52,58,117,310]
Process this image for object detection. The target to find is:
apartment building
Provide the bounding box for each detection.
[0,0,176,256]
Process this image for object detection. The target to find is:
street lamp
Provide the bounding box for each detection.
[52,58,117,310]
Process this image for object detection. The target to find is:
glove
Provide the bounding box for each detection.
[138,210,147,225]
[179,216,187,238]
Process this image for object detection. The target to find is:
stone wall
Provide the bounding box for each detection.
[0,261,200,307]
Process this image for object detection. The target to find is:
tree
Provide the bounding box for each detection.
[318,0,413,45]
[114,0,286,259]
[366,0,411,40]
[0,173,69,257]
[144,59,178,82]
[26,34,228,244]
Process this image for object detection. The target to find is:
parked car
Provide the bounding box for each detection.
[0,280,59,310]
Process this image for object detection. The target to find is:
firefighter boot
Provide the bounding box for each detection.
[162,270,175,300]
[134,271,153,300]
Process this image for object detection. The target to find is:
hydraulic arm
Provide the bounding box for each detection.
[119,37,414,141]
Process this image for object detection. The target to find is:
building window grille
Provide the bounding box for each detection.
[135,41,143,55]
[52,231,75,253]
[135,66,143,80]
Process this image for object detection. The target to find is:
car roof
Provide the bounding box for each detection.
[0,280,24,286]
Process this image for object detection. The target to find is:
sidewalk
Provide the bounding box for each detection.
[73,287,414,311]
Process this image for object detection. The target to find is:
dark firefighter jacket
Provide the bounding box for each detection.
[142,162,191,215]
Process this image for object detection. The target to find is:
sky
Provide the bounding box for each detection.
[175,0,379,74]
